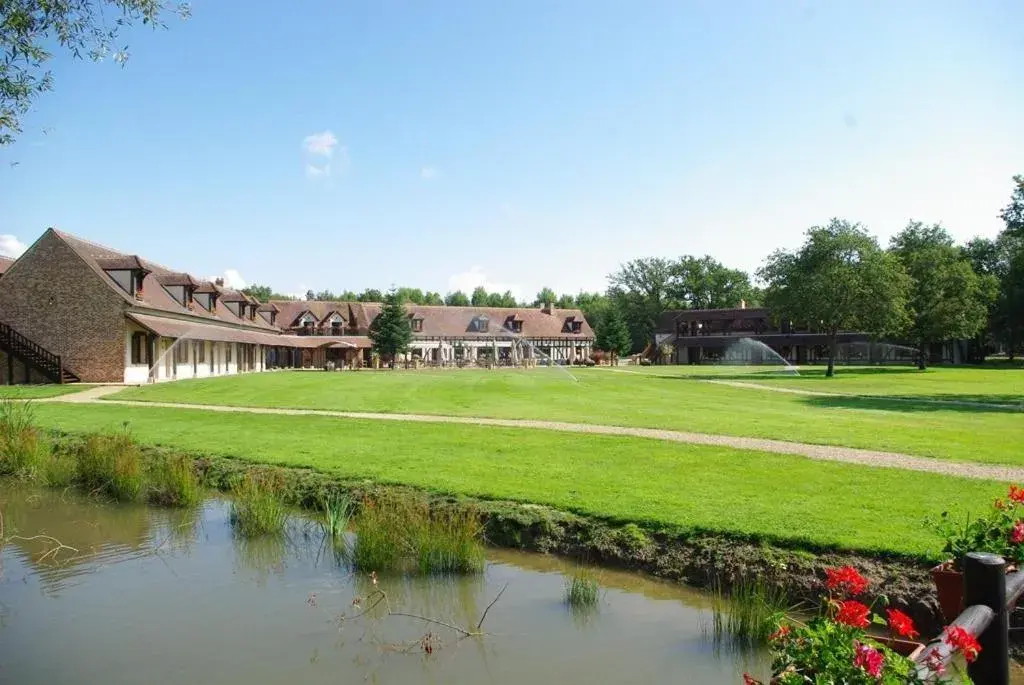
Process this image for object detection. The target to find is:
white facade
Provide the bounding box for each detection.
[123,324,265,384]
[403,338,592,365]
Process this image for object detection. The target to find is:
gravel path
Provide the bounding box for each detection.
[45,385,1024,482]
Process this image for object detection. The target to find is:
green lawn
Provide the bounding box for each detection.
[0,384,90,399]
[637,365,1024,406]
[31,402,1005,558]
[108,369,1024,465]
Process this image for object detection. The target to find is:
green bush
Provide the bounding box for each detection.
[75,428,144,502]
[0,399,47,479]
[147,454,201,507]
[230,472,287,537]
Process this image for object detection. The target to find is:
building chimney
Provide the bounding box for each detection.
[215,278,225,287]
[740,299,746,309]
[541,302,553,315]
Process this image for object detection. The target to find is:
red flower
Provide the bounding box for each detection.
[886,608,919,639]
[835,600,871,628]
[1012,521,1024,544]
[1009,485,1024,504]
[742,675,763,685]
[825,565,869,596]
[944,626,982,663]
[853,641,884,678]
[769,625,791,642]
[924,650,946,676]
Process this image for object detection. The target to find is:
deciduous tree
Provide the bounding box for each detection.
[444,290,470,306]
[759,219,910,377]
[607,257,677,350]
[889,222,995,368]
[1,0,190,145]
[533,287,557,306]
[669,255,757,310]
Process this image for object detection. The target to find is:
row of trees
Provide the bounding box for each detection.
[249,175,1024,374]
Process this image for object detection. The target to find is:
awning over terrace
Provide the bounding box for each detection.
[127,313,372,349]
[127,313,284,346]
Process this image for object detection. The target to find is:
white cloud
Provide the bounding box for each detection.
[0,235,27,258]
[302,130,347,178]
[209,269,247,290]
[302,130,338,158]
[420,166,439,180]
[306,164,330,178]
[447,266,523,300]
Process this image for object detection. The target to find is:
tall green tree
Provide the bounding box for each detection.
[395,287,425,304]
[758,219,911,377]
[444,290,470,306]
[999,175,1024,237]
[669,255,757,309]
[555,293,576,309]
[594,307,633,361]
[422,291,444,305]
[485,290,517,307]
[2,0,189,145]
[241,284,273,302]
[574,291,611,326]
[890,222,995,369]
[368,288,412,364]
[470,286,488,306]
[533,287,557,306]
[358,288,383,302]
[607,257,677,350]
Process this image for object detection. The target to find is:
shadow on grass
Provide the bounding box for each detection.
[802,394,1024,415]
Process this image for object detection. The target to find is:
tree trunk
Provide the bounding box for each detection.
[826,333,837,378]
[918,342,927,371]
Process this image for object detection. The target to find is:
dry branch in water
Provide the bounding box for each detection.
[333,581,510,651]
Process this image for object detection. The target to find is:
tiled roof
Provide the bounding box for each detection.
[53,230,279,334]
[269,300,595,340]
[0,256,14,275]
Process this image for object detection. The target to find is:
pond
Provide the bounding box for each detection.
[0,485,768,684]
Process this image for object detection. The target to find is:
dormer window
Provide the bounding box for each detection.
[473,315,489,333]
[195,292,218,311]
[505,316,523,334]
[411,317,424,333]
[98,256,150,301]
[564,316,583,334]
[248,304,257,320]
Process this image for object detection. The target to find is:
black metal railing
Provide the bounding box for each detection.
[0,321,78,384]
[913,552,1023,684]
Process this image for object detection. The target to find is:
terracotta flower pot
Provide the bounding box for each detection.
[931,561,964,623]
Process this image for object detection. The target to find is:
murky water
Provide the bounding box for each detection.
[0,486,767,684]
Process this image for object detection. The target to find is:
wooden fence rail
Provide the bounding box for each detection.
[914,552,1020,684]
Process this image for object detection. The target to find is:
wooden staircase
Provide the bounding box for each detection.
[0,322,79,384]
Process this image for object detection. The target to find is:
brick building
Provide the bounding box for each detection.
[0,229,594,383]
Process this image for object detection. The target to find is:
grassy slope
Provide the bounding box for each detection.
[33,402,1005,558]
[0,385,91,399]
[109,370,1023,465]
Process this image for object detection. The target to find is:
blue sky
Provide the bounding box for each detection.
[2,0,1022,300]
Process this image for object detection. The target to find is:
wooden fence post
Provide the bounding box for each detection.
[964,552,1009,685]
